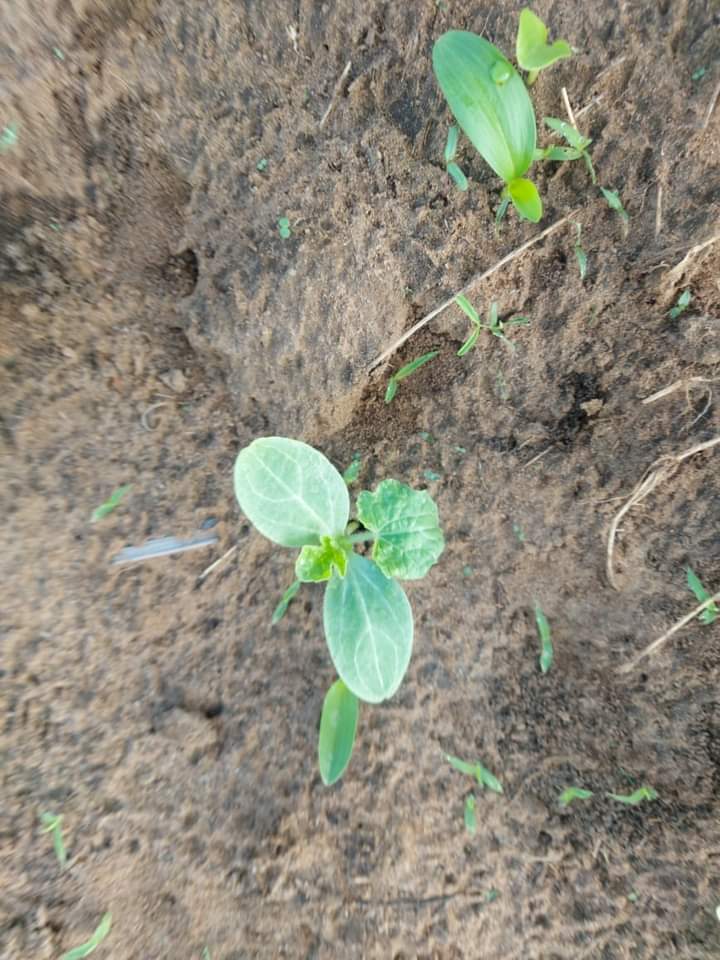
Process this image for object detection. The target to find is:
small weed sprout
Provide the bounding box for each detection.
[444,125,469,191]
[40,811,68,869]
[91,484,132,523]
[464,794,477,834]
[686,566,718,624]
[447,753,504,793]
[342,453,362,485]
[669,290,692,319]
[234,438,444,783]
[385,350,439,403]
[558,787,594,807]
[516,8,572,86]
[607,785,658,806]
[535,603,553,673]
[455,295,529,355]
[574,224,588,280]
[600,187,629,225]
[277,216,291,238]
[539,117,596,183]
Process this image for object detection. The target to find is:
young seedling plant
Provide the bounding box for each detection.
[234,437,444,785]
[433,9,572,223]
[455,295,529,355]
[444,125,469,191]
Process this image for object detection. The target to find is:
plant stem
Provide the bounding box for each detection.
[527,69,539,86]
[347,532,377,544]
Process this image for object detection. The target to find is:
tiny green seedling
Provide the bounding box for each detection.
[686,567,718,624]
[53,47,65,61]
[443,125,469,191]
[539,117,596,183]
[669,290,692,319]
[447,753,504,793]
[600,187,629,225]
[235,438,444,783]
[385,350,438,403]
[455,295,529,355]
[0,122,18,152]
[535,603,553,673]
[692,67,706,82]
[90,484,132,523]
[423,470,442,482]
[342,453,362,485]
[61,913,111,960]
[607,785,658,806]
[516,8,572,86]
[277,216,291,238]
[464,794,477,834]
[574,223,588,280]
[256,158,268,172]
[558,786,594,807]
[202,949,212,960]
[40,811,68,869]
[271,579,301,624]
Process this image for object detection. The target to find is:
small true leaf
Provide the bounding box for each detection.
[464,794,477,834]
[357,479,445,580]
[324,552,413,703]
[433,31,537,183]
[61,913,112,960]
[318,679,359,786]
[607,785,658,805]
[455,293,481,325]
[544,117,590,152]
[669,289,692,319]
[342,454,362,485]
[558,787,594,807]
[296,536,348,582]
[457,326,481,357]
[447,162,469,191]
[90,484,132,523]
[516,8,572,72]
[447,754,503,793]
[541,145,583,162]
[234,437,350,547]
[385,351,438,404]
[535,603,553,673]
[271,580,301,625]
[446,753,478,777]
[507,177,542,222]
[600,187,629,223]
[444,125,459,164]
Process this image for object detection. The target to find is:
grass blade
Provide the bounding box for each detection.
[446,753,477,777]
[535,603,553,673]
[40,812,67,869]
[669,289,691,319]
[444,125,459,164]
[384,377,398,403]
[61,913,111,960]
[447,162,469,191]
[686,566,717,624]
[607,785,658,806]
[395,351,439,382]
[90,484,132,523]
[558,786,593,807]
[457,325,480,357]
[574,224,588,280]
[600,187,629,223]
[271,580,301,625]
[464,794,477,834]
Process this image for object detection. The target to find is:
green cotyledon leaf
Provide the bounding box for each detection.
[433,31,537,184]
[516,8,572,72]
[318,678,359,785]
[356,479,445,580]
[296,536,348,582]
[323,552,413,703]
[234,437,349,547]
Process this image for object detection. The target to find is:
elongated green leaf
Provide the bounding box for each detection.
[447,754,504,793]
[457,325,481,357]
[395,351,439,382]
[464,794,477,834]
[670,290,692,319]
[516,9,572,72]
[507,177,542,222]
[234,437,349,547]
[541,145,583,161]
[61,913,111,960]
[558,786,594,807]
[384,377,398,404]
[90,484,132,523]
[357,479,444,580]
[607,785,658,806]
[343,454,362,485]
[271,580,301,624]
[574,225,588,280]
[40,812,68,868]
[318,679,359,785]
[433,31,536,183]
[455,294,481,325]
[535,603,553,673]
[447,162,469,191]
[544,117,590,152]
[296,536,348,582]
[686,566,717,624]
[600,187,629,223]
[444,125,459,164]
[446,753,477,777]
[323,553,413,703]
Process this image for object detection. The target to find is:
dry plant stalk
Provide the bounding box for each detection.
[665,233,720,287]
[606,435,720,589]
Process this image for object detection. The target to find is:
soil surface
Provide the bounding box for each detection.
[2,1,720,958]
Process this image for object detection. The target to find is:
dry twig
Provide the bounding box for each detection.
[198,544,238,582]
[606,435,720,589]
[665,233,720,287]
[320,60,352,127]
[561,87,577,128]
[702,79,720,130]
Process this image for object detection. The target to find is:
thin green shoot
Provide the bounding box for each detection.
[455,295,529,356]
[447,163,469,191]
[277,216,291,238]
[53,47,65,60]
[558,786,593,807]
[495,195,510,229]
[446,753,503,793]
[443,125,468,191]
[691,67,706,82]
[535,603,553,673]
[202,949,212,960]
[40,811,68,869]
[342,453,362,485]
[384,351,439,403]
[607,785,658,806]
[686,567,718,624]
[271,579,301,625]
[90,484,132,523]
[256,158,268,172]
[423,470,441,482]
[574,224,588,280]
[0,123,18,152]
[669,289,692,319]
[600,187,629,224]
[464,794,477,834]
[61,913,111,960]
[542,117,596,183]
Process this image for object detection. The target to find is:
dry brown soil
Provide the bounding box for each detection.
[2,0,720,957]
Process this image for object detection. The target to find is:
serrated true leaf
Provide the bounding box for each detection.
[323,553,413,703]
[318,679,359,785]
[234,437,349,547]
[433,31,536,184]
[296,536,348,582]
[507,177,542,222]
[516,8,572,72]
[357,479,445,580]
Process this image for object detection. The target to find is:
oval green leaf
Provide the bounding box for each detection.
[356,479,445,580]
[234,437,349,547]
[323,552,413,703]
[433,31,536,183]
[516,8,572,72]
[507,177,542,222]
[318,678,359,785]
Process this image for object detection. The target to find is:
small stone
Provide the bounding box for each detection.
[581,398,604,417]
